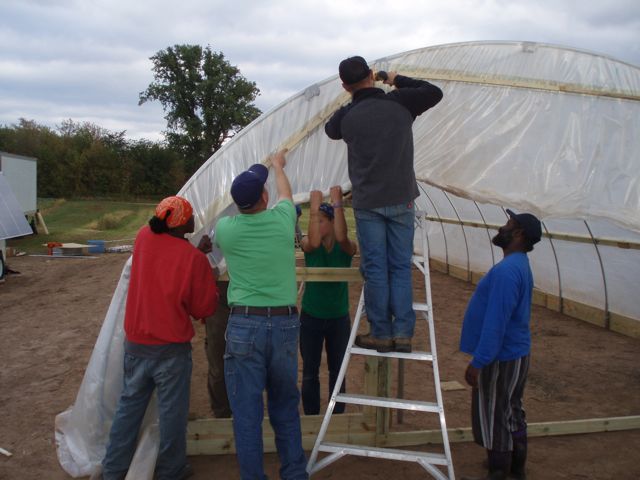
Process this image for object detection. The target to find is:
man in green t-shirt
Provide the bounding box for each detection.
[215,150,307,480]
[300,186,357,415]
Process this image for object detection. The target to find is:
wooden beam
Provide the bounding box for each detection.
[421,215,640,251]
[295,267,362,282]
[375,415,640,448]
[609,312,640,339]
[187,413,375,455]
[427,257,640,340]
[219,266,362,283]
[187,414,640,455]
[402,67,640,102]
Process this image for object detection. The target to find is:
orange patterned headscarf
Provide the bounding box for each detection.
[155,196,193,229]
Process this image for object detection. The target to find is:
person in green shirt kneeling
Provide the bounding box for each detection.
[300,186,357,415]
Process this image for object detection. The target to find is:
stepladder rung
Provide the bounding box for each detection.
[351,347,434,361]
[335,393,440,413]
[413,302,431,312]
[318,442,449,466]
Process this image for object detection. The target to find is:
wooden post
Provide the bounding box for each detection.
[36,211,49,235]
[362,357,378,423]
[375,358,392,442]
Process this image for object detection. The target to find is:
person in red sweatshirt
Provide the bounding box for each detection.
[101,196,219,480]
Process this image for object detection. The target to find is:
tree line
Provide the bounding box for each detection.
[0,45,261,199]
[0,119,187,198]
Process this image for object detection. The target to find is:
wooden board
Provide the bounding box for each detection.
[186,414,640,455]
[219,266,362,283]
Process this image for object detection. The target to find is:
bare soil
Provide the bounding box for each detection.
[0,254,638,480]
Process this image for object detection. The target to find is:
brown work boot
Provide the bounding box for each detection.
[393,337,412,353]
[355,333,393,352]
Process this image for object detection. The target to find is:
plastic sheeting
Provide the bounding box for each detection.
[55,41,640,477]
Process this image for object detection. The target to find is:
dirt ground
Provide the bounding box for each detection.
[0,253,639,480]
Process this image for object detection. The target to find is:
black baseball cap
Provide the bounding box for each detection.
[339,56,371,85]
[506,209,542,244]
[230,164,269,209]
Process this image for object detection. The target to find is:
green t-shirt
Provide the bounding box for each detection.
[215,199,297,307]
[301,242,353,319]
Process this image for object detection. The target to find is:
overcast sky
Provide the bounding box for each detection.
[1,0,639,141]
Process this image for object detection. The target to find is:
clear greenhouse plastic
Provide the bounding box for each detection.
[56,41,640,477]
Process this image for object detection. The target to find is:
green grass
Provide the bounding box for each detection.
[8,198,358,254]
[8,198,157,253]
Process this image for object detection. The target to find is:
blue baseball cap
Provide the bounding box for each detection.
[319,203,334,220]
[231,164,269,209]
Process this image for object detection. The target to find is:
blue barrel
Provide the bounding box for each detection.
[87,240,106,254]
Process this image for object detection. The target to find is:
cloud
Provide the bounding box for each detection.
[1,0,638,141]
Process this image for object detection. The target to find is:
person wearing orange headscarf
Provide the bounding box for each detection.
[101,196,219,480]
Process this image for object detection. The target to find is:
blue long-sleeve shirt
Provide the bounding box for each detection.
[460,252,534,368]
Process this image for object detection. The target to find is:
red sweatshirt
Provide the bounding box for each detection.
[125,226,218,345]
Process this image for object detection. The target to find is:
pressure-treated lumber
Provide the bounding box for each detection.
[375,415,640,448]
[403,67,640,102]
[186,414,640,455]
[187,413,375,455]
[429,257,640,339]
[219,266,362,283]
[421,215,640,251]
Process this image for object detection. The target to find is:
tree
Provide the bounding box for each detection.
[139,45,261,176]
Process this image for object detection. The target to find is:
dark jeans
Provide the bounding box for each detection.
[354,202,416,340]
[205,281,231,418]
[299,311,350,415]
[224,313,308,480]
[102,351,192,480]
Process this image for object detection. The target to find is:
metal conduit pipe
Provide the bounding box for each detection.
[541,221,564,313]
[584,220,610,329]
[418,184,449,272]
[442,190,471,281]
[473,200,496,267]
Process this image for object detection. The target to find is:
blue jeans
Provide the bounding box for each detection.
[102,351,192,480]
[299,311,350,415]
[354,202,416,340]
[224,313,308,480]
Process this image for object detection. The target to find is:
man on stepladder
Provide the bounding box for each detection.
[460,210,542,480]
[325,55,443,353]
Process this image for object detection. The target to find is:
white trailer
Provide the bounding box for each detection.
[0,151,38,215]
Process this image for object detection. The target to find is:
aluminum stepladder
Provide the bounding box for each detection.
[306,211,455,480]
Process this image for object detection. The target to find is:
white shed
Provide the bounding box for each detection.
[0,151,38,215]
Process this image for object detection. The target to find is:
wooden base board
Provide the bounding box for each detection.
[429,259,639,339]
[187,413,375,455]
[186,414,640,455]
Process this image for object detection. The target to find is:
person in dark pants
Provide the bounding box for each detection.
[299,186,357,415]
[325,56,442,353]
[204,280,232,418]
[100,196,218,480]
[460,210,542,480]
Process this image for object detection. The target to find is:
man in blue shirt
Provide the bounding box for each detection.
[460,210,542,480]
